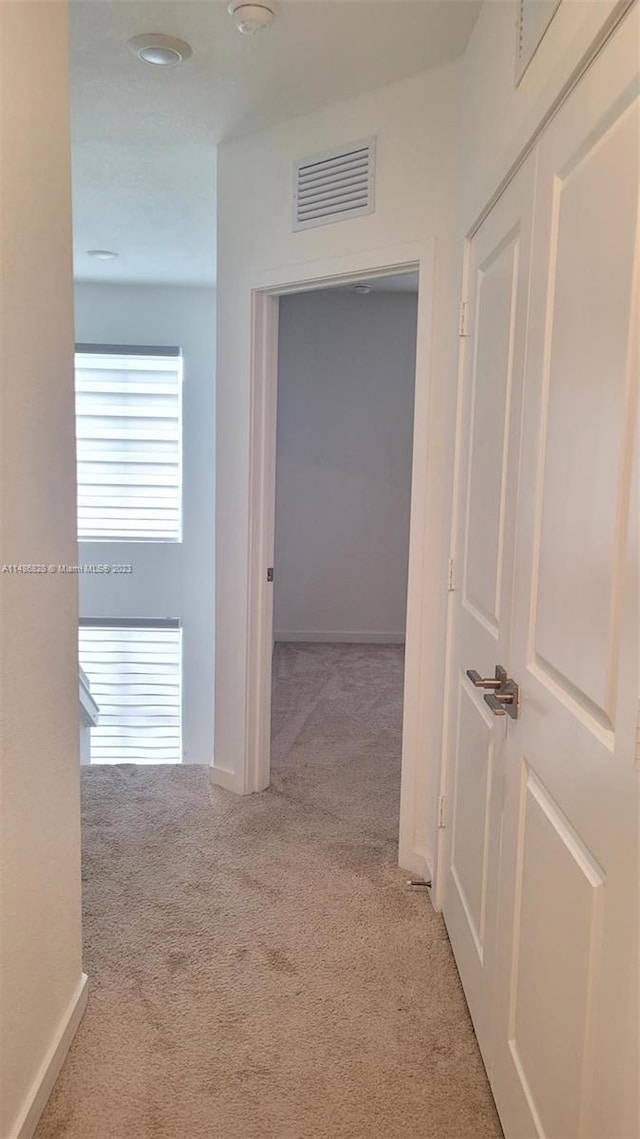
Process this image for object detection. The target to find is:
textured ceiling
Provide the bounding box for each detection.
[70,1,481,286]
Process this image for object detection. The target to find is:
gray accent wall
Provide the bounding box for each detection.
[274,288,417,643]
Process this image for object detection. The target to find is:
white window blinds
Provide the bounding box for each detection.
[79,623,182,764]
[75,348,182,541]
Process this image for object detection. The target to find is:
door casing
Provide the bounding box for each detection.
[244,241,440,879]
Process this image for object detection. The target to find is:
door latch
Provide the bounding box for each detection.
[467,665,519,719]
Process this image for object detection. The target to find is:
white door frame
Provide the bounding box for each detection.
[244,239,442,880]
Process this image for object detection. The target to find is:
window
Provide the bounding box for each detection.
[75,346,182,541]
[79,621,182,764]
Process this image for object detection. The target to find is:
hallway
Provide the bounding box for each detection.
[36,645,501,1138]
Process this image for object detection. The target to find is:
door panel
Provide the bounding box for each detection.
[533,100,638,725]
[464,232,520,634]
[450,682,496,958]
[442,157,535,1062]
[507,762,605,1139]
[491,11,639,1137]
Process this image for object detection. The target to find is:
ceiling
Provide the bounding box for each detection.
[328,271,419,294]
[70,1,481,286]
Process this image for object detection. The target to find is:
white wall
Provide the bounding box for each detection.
[274,289,417,643]
[0,4,85,1136]
[459,0,625,225]
[73,283,216,765]
[216,59,462,835]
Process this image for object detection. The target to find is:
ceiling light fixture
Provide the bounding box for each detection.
[127,33,193,67]
[228,1,277,35]
[87,249,119,260]
[354,284,371,295]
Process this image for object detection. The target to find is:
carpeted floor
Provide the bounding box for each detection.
[35,643,502,1139]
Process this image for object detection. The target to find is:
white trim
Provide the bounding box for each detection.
[245,241,436,879]
[430,231,474,914]
[396,248,438,877]
[9,972,88,1139]
[465,0,635,240]
[209,765,245,795]
[404,852,434,885]
[248,246,423,296]
[245,291,280,796]
[274,631,405,645]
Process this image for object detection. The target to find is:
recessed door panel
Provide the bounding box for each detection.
[464,232,519,634]
[533,104,638,725]
[450,680,495,959]
[508,767,604,1139]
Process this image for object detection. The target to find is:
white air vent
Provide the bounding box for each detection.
[293,137,376,232]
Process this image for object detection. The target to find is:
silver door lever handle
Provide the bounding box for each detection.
[467,665,520,719]
[466,666,507,690]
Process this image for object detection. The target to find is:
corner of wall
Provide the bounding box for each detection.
[9,976,88,1139]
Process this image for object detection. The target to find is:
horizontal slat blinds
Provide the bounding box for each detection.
[75,350,182,541]
[79,625,182,764]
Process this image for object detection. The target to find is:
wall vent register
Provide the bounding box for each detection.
[293,138,376,231]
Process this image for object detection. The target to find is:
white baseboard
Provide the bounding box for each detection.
[398,846,432,883]
[274,630,406,645]
[210,764,245,795]
[10,972,88,1139]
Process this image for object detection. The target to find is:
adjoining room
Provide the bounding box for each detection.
[271,274,418,847]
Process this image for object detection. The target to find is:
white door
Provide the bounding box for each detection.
[491,15,639,1139]
[443,9,639,1137]
[441,156,535,1060]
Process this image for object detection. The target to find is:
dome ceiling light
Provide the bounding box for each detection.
[228,1,277,35]
[127,33,193,67]
[87,249,119,260]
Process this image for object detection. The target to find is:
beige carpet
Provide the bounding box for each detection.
[36,643,502,1139]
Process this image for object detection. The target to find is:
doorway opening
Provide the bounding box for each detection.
[270,273,418,845]
[243,246,437,873]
